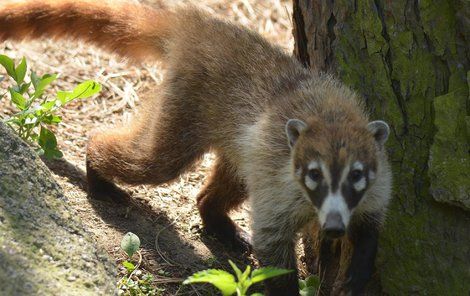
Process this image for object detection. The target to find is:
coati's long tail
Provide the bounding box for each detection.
[0,0,175,61]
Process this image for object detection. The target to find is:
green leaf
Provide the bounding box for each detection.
[9,89,27,110]
[44,148,63,159]
[17,82,31,95]
[300,286,317,296]
[299,275,320,296]
[18,104,41,116]
[15,57,27,84]
[38,126,58,150]
[251,293,264,296]
[241,265,251,284]
[121,232,140,258]
[29,131,39,141]
[56,91,69,104]
[122,261,136,273]
[229,260,243,282]
[42,114,62,124]
[67,80,101,102]
[56,80,101,104]
[183,269,237,296]
[33,74,57,98]
[31,71,40,89]
[305,275,320,289]
[40,99,59,112]
[250,267,293,284]
[0,54,16,79]
[38,126,62,159]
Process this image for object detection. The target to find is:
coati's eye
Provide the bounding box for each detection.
[308,169,323,182]
[350,169,363,183]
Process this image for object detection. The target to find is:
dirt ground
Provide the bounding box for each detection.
[0,0,305,295]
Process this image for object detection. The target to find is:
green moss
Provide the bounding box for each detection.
[428,70,469,209]
[420,0,457,56]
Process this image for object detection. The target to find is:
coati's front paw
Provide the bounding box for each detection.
[87,178,129,203]
[231,226,252,253]
[204,217,252,253]
[86,162,129,203]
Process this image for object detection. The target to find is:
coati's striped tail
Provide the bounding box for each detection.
[0,0,174,61]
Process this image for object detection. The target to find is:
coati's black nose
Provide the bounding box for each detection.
[322,212,345,239]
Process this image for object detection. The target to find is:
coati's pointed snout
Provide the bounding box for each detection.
[322,211,346,238]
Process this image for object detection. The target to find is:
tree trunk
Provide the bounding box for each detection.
[293,0,469,295]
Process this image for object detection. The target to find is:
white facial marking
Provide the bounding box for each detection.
[340,165,350,184]
[308,161,319,170]
[318,191,351,227]
[320,161,331,186]
[304,175,318,190]
[353,161,363,171]
[369,170,376,180]
[353,177,367,191]
[351,161,367,191]
[304,161,320,190]
[295,167,302,178]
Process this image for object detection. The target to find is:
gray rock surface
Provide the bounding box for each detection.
[0,122,116,295]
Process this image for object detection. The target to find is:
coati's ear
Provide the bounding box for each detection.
[285,119,307,149]
[367,120,390,146]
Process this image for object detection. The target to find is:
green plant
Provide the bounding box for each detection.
[0,54,101,158]
[183,260,293,296]
[118,232,162,296]
[299,275,320,296]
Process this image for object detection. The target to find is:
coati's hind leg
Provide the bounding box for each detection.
[86,98,205,200]
[196,155,250,251]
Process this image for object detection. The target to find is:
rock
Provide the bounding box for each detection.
[0,122,116,295]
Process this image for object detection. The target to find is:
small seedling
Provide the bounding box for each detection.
[0,54,101,158]
[121,232,141,258]
[183,260,292,296]
[118,232,160,296]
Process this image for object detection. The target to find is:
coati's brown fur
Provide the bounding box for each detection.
[0,1,392,295]
[0,0,170,61]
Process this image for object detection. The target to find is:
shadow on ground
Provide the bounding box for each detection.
[44,157,253,295]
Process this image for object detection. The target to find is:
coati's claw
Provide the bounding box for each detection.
[232,227,252,253]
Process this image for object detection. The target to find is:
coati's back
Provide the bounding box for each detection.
[157,7,311,140]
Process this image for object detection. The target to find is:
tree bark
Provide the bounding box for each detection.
[293,0,470,295]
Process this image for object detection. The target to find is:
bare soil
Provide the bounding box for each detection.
[0,1,305,295]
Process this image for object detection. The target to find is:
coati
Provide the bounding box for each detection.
[0,1,392,295]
